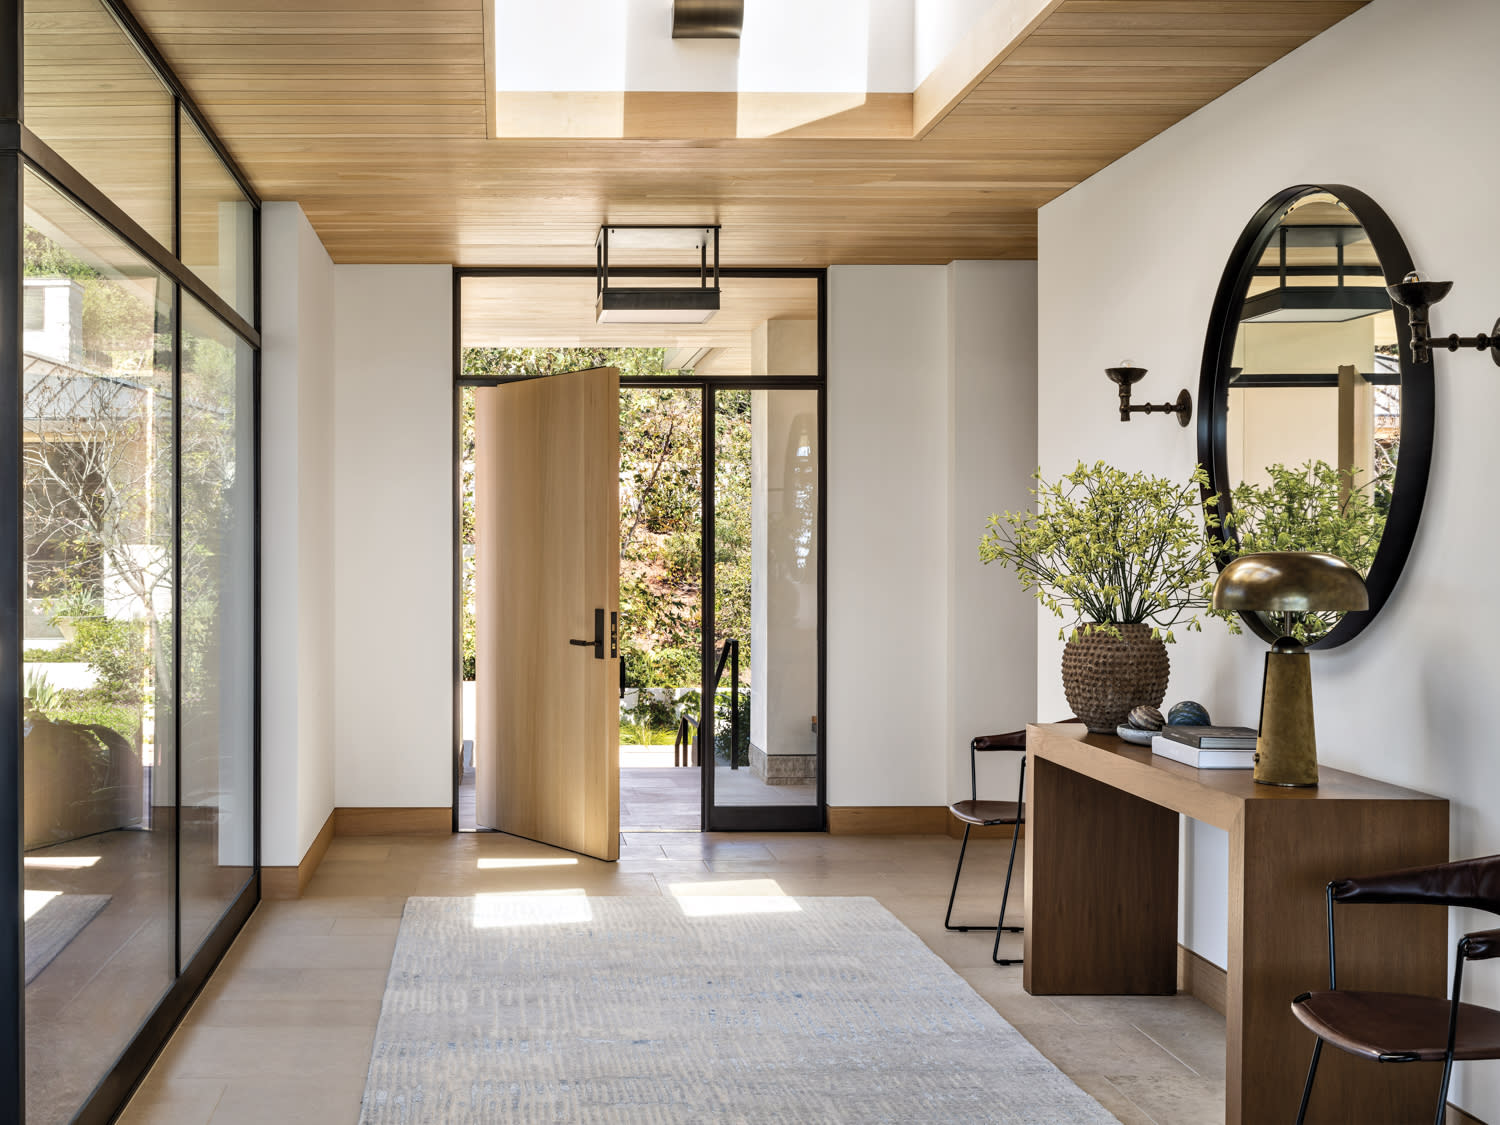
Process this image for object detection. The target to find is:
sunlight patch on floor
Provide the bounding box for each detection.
[23,889,61,921]
[668,878,802,917]
[25,856,101,870]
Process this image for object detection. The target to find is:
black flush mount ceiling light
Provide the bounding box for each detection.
[672,0,744,39]
[1240,223,1391,324]
[596,225,721,324]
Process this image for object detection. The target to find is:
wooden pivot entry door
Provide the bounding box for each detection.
[474,367,620,861]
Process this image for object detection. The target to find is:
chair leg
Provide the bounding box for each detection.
[993,820,1024,965]
[944,825,995,931]
[1434,1049,1456,1125]
[1295,1038,1323,1125]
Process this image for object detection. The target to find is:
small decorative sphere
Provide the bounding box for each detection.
[1167,700,1211,727]
[1127,705,1163,731]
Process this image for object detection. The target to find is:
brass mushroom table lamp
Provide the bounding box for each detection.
[1211,552,1369,787]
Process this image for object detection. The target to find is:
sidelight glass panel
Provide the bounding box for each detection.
[710,388,820,813]
[179,109,255,320]
[617,385,703,831]
[23,0,176,248]
[21,168,176,1125]
[178,296,256,963]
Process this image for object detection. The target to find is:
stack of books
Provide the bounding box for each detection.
[1151,725,1257,769]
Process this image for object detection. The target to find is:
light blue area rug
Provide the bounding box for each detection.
[360,895,1117,1124]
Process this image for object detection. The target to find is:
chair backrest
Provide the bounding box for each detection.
[971,730,1026,753]
[1332,854,1500,916]
[964,721,1077,803]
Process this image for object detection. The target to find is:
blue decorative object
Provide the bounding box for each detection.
[1167,700,1211,727]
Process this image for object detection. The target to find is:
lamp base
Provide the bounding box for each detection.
[1254,649,1318,787]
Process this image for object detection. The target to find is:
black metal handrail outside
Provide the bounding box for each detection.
[711,638,742,770]
[674,713,698,768]
[672,637,743,770]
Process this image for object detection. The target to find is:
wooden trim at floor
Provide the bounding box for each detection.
[261,809,335,901]
[1449,1104,1489,1125]
[828,806,948,835]
[826,806,1026,838]
[332,806,452,837]
[1176,944,1227,1016]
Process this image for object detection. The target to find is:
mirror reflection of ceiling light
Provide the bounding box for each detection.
[1241,224,1390,324]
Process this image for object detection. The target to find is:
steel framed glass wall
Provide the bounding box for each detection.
[2,1,261,1121]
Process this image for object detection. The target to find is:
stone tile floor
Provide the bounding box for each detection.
[462,764,819,833]
[119,831,1228,1125]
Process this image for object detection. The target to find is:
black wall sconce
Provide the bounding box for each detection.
[1105,363,1192,426]
[1387,271,1500,366]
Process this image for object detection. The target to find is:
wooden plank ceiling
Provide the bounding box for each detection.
[120,0,1367,267]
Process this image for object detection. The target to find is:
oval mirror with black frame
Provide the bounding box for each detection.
[1198,185,1434,648]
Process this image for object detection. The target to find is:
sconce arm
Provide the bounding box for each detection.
[1402,315,1500,367]
[1123,389,1193,427]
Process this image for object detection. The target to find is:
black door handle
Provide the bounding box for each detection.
[569,609,617,660]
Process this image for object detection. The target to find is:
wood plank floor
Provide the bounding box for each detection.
[118,831,1227,1124]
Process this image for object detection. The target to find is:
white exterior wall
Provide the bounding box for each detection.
[1036,1,1500,1115]
[332,266,453,810]
[260,202,337,866]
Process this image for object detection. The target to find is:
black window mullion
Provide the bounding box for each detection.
[700,381,715,826]
[172,284,183,978]
[16,128,258,349]
[172,98,181,261]
[0,142,27,1125]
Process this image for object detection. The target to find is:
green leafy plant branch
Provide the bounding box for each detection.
[981,461,1236,643]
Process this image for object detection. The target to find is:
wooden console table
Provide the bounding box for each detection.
[1023,723,1450,1125]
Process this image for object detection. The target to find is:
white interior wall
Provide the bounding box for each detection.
[947,260,1038,804]
[827,263,1038,808]
[1037,1,1500,1114]
[259,202,337,866]
[293,261,1029,820]
[827,266,951,806]
[332,267,454,810]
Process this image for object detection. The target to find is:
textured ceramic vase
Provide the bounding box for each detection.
[1060,623,1170,734]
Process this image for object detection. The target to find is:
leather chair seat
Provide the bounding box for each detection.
[1294,990,1500,1062]
[948,799,1022,826]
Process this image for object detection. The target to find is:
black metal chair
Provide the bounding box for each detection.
[943,729,1028,965]
[1292,854,1500,1125]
